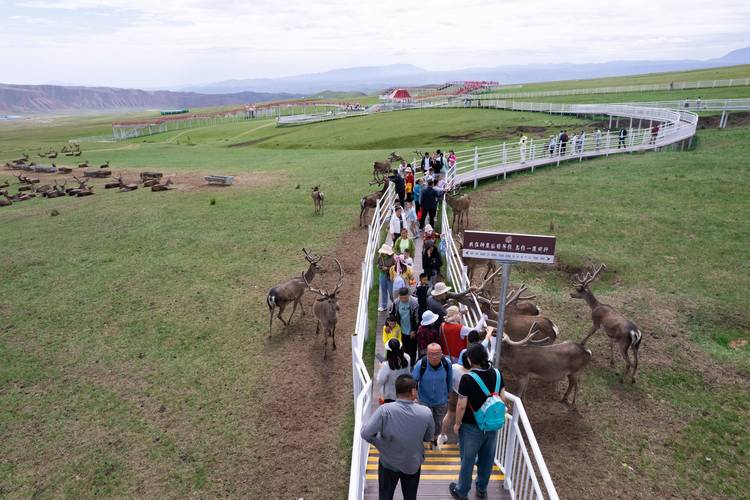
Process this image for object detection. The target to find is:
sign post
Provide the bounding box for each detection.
[462,230,556,369]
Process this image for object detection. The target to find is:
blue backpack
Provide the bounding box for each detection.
[467,369,506,431]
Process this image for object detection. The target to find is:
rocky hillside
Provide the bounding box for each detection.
[0,84,300,113]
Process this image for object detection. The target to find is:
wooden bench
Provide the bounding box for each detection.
[204,175,235,186]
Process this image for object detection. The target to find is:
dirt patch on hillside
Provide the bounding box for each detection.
[697,111,750,129]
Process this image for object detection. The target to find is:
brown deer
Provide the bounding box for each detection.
[0,193,12,207]
[100,160,110,169]
[311,185,325,215]
[266,249,325,337]
[303,258,344,359]
[372,152,402,181]
[445,187,471,230]
[500,323,592,407]
[44,181,66,198]
[476,284,541,317]
[481,285,558,345]
[571,264,642,383]
[151,179,173,192]
[78,160,90,169]
[359,177,390,227]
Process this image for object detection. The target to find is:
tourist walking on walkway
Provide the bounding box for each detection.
[440,306,469,363]
[382,315,402,347]
[377,339,412,404]
[447,150,457,171]
[618,127,628,148]
[394,227,416,256]
[433,150,444,177]
[415,273,430,323]
[390,254,414,302]
[391,171,406,209]
[449,344,509,500]
[416,311,442,358]
[404,167,415,202]
[421,152,431,174]
[571,132,579,154]
[519,134,528,163]
[361,374,435,500]
[650,124,660,144]
[377,244,395,312]
[419,180,439,230]
[547,135,556,156]
[422,240,442,287]
[404,201,418,239]
[390,205,406,243]
[559,130,569,155]
[390,287,419,364]
[594,128,602,150]
[413,179,423,216]
[437,350,471,449]
[412,342,452,448]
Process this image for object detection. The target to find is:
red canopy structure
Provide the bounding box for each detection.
[388,88,412,101]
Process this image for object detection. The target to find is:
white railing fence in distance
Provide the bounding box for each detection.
[349,183,396,500]
[439,194,559,500]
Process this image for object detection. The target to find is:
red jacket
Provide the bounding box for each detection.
[441,322,466,359]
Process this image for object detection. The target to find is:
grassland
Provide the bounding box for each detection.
[467,125,749,498]
[483,64,750,94]
[0,107,587,498]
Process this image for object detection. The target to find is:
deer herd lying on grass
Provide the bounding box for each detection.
[1,158,174,207]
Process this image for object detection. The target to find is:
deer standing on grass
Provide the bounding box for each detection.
[266,249,324,337]
[571,264,642,383]
[311,185,325,215]
[304,258,344,359]
[445,187,471,230]
[359,177,390,227]
[499,323,592,407]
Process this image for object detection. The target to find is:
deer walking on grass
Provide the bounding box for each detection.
[359,177,389,227]
[571,263,642,383]
[311,185,325,215]
[304,258,344,359]
[266,249,324,337]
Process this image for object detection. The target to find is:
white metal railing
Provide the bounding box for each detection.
[348,182,396,500]
[616,98,750,111]
[472,76,750,99]
[439,186,559,500]
[276,99,452,127]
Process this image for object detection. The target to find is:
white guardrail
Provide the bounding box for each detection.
[474,76,750,99]
[349,100,698,499]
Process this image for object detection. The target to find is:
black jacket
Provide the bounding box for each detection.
[420,186,440,210]
[423,248,442,275]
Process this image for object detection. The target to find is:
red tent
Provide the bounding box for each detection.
[389,88,412,100]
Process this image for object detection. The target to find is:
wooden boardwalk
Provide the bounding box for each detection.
[366,224,511,500]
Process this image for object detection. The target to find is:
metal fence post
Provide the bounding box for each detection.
[502,143,507,165]
[473,146,479,189]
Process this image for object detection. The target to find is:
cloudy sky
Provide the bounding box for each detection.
[1,0,748,88]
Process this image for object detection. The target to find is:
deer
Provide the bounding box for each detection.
[151,179,173,192]
[476,284,542,317]
[0,192,12,207]
[570,264,642,383]
[479,284,558,345]
[372,152,402,181]
[44,180,66,198]
[99,160,110,169]
[68,175,93,196]
[311,185,325,215]
[359,177,389,227]
[445,187,471,230]
[78,160,90,169]
[499,323,592,408]
[304,257,344,359]
[266,249,325,337]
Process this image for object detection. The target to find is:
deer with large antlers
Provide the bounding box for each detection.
[445,187,471,230]
[477,282,558,345]
[266,249,325,337]
[571,264,642,383]
[476,283,541,317]
[311,185,325,215]
[499,323,592,407]
[372,152,402,182]
[454,232,497,282]
[304,258,344,359]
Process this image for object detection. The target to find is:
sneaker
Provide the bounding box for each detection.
[377,306,386,312]
[437,434,448,448]
[448,482,468,500]
[476,489,488,499]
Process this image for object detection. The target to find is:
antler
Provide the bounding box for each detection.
[505,284,537,306]
[302,247,322,264]
[301,270,326,297]
[475,266,502,293]
[502,322,549,346]
[574,263,607,288]
[332,258,344,295]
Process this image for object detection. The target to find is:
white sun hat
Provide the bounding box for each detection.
[421,310,439,326]
[430,282,452,296]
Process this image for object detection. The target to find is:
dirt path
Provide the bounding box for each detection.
[235,222,367,498]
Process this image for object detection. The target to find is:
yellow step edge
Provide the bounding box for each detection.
[368,456,461,463]
[365,474,504,480]
[366,464,501,472]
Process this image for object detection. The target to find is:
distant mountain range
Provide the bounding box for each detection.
[184,47,750,95]
[0,85,300,114]
[1,47,748,114]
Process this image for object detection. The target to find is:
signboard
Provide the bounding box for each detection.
[462,230,556,264]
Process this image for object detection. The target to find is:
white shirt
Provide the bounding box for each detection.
[389,212,405,235]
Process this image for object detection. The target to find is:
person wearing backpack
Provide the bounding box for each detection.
[412,343,452,449]
[449,344,509,500]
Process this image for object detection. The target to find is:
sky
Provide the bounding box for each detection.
[1,0,749,88]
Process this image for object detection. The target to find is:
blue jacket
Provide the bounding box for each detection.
[413,183,422,203]
[412,357,452,407]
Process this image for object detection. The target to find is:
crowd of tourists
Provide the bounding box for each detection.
[364,162,508,500]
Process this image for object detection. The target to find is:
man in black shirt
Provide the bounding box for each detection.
[449,344,509,500]
[419,180,439,230]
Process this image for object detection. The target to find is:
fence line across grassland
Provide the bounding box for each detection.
[474,76,750,99]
